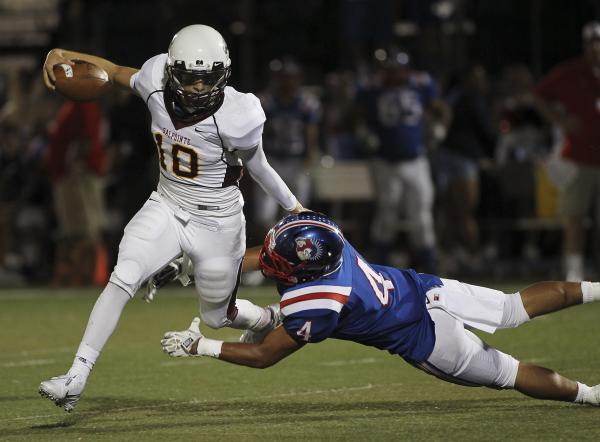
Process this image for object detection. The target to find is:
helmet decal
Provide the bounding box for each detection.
[295,237,323,262]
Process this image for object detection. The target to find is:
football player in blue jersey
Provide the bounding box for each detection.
[356,48,450,272]
[161,211,600,406]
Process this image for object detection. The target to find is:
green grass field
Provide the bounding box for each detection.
[1,284,599,441]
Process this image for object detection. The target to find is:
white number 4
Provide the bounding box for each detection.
[297,321,312,342]
[357,256,393,305]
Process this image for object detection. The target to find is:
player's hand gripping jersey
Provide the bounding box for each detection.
[279,242,442,362]
[130,54,278,217]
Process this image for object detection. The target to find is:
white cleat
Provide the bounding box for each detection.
[240,304,282,344]
[39,373,86,412]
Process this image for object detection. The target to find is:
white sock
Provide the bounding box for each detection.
[574,382,591,404]
[581,281,600,304]
[69,355,94,377]
[70,282,131,377]
[229,299,271,331]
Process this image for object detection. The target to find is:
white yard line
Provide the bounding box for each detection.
[319,357,379,367]
[159,359,211,367]
[0,347,72,361]
[1,383,403,423]
[1,359,55,368]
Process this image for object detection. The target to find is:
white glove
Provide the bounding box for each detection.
[144,255,194,303]
[144,261,180,303]
[144,281,157,304]
[161,317,203,357]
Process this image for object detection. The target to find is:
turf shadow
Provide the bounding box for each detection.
[18,395,581,437]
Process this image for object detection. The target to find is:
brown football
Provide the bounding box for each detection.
[53,60,112,102]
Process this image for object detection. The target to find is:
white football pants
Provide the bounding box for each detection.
[412,280,525,389]
[109,191,245,328]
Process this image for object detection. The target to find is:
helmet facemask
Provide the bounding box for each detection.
[165,60,230,119]
[259,246,305,285]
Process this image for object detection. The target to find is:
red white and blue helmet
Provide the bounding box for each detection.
[259,212,345,285]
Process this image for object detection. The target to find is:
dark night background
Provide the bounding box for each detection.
[1,0,596,89]
[2,0,600,286]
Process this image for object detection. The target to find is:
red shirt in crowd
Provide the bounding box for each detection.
[46,101,106,183]
[535,56,600,166]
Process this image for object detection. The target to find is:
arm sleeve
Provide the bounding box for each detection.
[129,71,140,95]
[239,141,298,211]
[283,310,340,344]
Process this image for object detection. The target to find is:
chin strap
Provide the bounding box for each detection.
[163,83,224,127]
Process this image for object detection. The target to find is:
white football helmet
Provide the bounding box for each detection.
[165,25,232,120]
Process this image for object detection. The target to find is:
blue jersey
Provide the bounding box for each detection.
[260,90,321,158]
[278,242,442,362]
[358,72,437,161]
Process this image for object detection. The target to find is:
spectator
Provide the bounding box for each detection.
[323,70,362,159]
[496,65,552,165]
[0,68,57,283]
[431,64,496,271]
[253,57,321,232]
[103,90,157,270]
[46,101,109,286]
[493,65,558,272]
[534,21,600,281]
[356,48,449,272]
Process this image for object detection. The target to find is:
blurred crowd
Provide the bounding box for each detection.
[2,19,600,287]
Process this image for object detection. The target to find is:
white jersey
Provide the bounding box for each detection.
[130,54,266,217]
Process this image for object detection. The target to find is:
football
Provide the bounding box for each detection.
[53,60,112,102]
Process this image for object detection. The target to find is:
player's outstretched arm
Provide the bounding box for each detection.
[215,326,302,369]
[43,48,138,91]
[162,320,302,369]
[239,143,309,213]
[242,246,262,272]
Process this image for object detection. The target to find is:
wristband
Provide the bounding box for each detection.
[581,281,600,303]
[195,338,223,358]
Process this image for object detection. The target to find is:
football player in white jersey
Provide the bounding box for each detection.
[38,24,306,412]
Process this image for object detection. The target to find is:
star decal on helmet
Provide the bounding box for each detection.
[295,237,323,262]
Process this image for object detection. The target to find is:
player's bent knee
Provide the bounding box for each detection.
[200,310,230,329]
[491,350,520,389]
[110,259,144,297]
[461,330,520,389]
[499,293,531,329]
[427,308,519,389]
[195,263,240,303]
[196,281,236,305]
